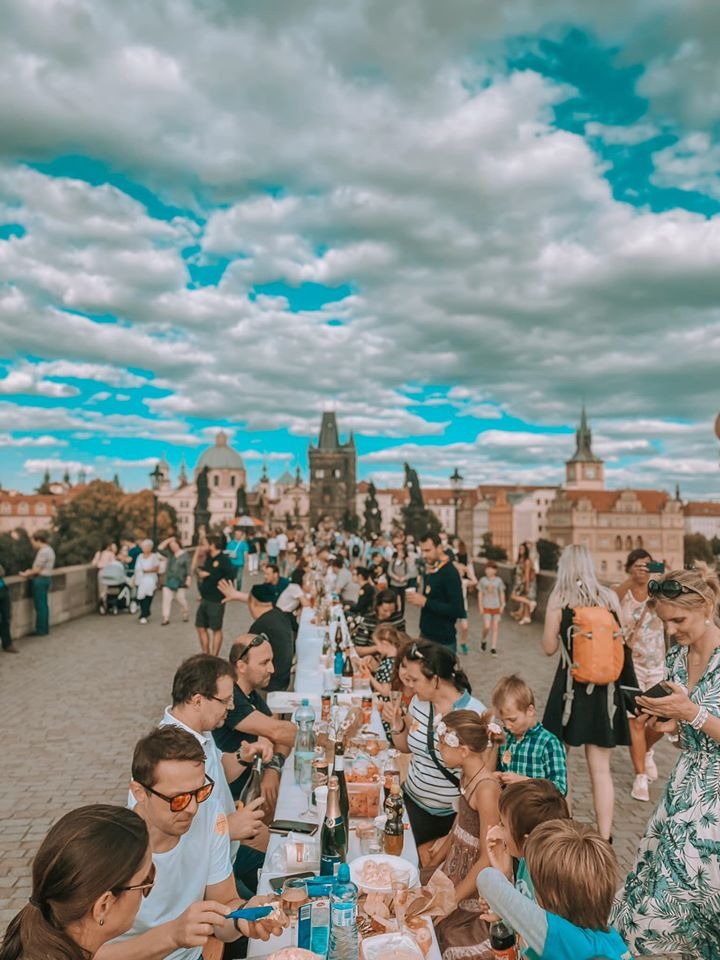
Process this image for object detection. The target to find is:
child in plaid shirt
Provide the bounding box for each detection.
[493,675,568,796]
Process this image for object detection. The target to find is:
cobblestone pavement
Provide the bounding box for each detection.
[0,575,673,923]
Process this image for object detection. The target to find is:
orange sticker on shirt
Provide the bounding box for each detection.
[215,813,229,835]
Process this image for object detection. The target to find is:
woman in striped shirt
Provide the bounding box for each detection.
[383,640,486,848]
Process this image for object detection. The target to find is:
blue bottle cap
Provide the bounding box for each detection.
[336,863,350,883]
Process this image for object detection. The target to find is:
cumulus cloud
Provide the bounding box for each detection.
[24,458,95,474]
[0,0,719,495]
[0,433,66,447]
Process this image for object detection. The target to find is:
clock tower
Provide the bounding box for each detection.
[565,407,604,490]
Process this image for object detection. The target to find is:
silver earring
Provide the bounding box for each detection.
[705,619,711,626]
[99,919,104,927]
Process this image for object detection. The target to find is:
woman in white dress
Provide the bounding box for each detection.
[133,539,159,624]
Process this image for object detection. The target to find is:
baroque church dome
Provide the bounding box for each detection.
[195,431,245,472]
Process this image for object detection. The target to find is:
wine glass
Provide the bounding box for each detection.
[281,877,310,946]
[391,870,411,933]
[296,754,315,820]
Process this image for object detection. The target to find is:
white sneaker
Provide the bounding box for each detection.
[631,773,650,802]
[139,617,148,625]
[645,750,658,782]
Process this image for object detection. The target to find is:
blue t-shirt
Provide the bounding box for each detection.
[226,540,248,568]
[529,914,632,960]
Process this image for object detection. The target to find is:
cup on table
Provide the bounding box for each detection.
[357,824,383,855]
[281,877,310,946]
[315,784,328,826]
[391,870,411,932]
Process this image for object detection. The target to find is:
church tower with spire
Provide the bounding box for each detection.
[308,412,357,527]
[565,407,605,491]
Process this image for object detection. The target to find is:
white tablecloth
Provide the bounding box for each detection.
[246,608,442,960]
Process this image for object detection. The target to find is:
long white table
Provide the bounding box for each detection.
[247,608,442,960]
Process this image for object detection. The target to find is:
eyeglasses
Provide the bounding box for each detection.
[113,861,156,898]
[138,776,215,812]
[210,694,234,708]
[231,633,269,663]
[648,579,706,601]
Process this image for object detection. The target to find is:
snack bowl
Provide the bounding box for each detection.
[361,932,424,960]
[350,854,419,894]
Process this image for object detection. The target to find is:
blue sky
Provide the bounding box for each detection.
[1,2,719,497]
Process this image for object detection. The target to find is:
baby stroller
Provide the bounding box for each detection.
[99,560,133,615]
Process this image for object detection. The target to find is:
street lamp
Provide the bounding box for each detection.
[149,464,163,544]
[449,467,464,540]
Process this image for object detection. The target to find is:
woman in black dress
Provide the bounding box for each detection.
[542,544,635,840]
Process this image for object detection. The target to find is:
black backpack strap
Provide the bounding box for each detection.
[426,703,461,789]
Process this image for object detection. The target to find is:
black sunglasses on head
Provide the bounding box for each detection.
[231,633,269,663]
[648,579,705,600]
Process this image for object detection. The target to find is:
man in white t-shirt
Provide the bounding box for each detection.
[100,726,283,960]
[160,654,276,898]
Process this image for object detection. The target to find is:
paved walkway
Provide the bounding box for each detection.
[0,576,673,922]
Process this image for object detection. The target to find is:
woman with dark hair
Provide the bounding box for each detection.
[1,805,151,960]
[352,588,406,649]
[614,548,667,802]
[383,640,486,848]
[510,542,537,625]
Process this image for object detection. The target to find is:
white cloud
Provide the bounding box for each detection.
[0,368,80,398]
[0,433,67,447]
[24,458,95,474]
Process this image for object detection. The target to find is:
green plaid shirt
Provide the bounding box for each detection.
[498,723,568,796]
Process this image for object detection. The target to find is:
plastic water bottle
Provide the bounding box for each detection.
[328,862,359,960]
[294,699,317,782]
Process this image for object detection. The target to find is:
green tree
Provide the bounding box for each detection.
[0,528,35,576]
[536,538,561,572]
[480,532,507,562]
[118,490,177,542]
[711,536,720,557]
[684,533,714,566]
[53,480,124,565]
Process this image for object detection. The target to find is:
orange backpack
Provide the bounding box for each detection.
[565,606,624,686]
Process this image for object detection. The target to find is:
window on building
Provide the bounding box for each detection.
[315,469,325,479]
[18,502,29,515]
[0,503,10,515]
[617,560,623,571]
[636,535,643,548]
[35,503,47,515]
[601,561,607,573]
[334,468,341,479]
[625,535,633,550]
[213,474,219,487]
[615,536,622,550]
[231,475,236,487]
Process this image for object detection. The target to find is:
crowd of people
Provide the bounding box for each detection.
[2,520,720,960]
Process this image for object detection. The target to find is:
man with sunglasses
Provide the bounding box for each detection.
[213,634,297,816]
[102,726,284,960]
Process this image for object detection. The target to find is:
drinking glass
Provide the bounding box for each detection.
[296,756,315,821]
[391,870,411,933]
[281,877,310,946]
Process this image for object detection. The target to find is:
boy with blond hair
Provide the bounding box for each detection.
[493,674,567,796]
[478,819,632,959]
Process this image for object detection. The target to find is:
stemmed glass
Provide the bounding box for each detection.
[281,877,310,946]
[391,870,411,933]
[295,754,315,821]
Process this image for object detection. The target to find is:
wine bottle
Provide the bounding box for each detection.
[340,652,354,693]
[383,782,404,856]
[320,775,348,876]
[332,741,350,826]
[238,755,263,806]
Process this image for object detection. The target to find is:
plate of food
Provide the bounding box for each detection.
[350,855,419,893]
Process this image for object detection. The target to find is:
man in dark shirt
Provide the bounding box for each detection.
[196,535,235,655]
[407,531,466,650]
[345,566,376,617]
[263,563,290,603]
[213,635,296,808]
[248,584,294,691]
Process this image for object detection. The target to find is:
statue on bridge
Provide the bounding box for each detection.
[193,465,211,544]
[404,462,424,508]
[235,484,248,517]
[364,481,382,538]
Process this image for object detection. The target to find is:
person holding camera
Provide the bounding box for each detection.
[614,549,667,802]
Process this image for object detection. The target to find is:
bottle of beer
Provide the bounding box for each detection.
[320,775,348,876]
[238,755,263,807]
[332,740,350,826]
[340,652,354,693]
[382,782,404,856]
[489,919,518,959]
[383,748,400,802]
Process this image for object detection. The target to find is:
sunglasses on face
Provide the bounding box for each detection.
[648,579,705,601]
[138,775,215,812]
[113,861,156,898]
[231,633,269,663]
